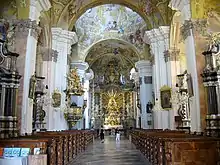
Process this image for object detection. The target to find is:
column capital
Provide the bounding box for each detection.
[153,29,164,41]
[11,19,41,39]
[52,28,78,45]
[30,0,51,22]
[164,48,180,62]
[135,60,152,76]
[144,30,157,44]
[159,26,170,39]
[38,46,58,62]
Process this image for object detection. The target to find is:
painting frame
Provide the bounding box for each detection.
[28,74,36,99]
[186,73,194,97]
[160,85,172,110]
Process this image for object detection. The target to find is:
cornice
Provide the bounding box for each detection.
[52,28,78,45]
[70,61,89,71]
[135,60,152,75]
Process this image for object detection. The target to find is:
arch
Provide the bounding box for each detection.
[83,38,141,62]
[56,0,169,30]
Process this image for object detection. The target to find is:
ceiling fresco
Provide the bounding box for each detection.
[52,0,173,30]
[75,4,146,58]
[85,39,138,91]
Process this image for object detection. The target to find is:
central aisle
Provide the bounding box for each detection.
[72,136,150,165]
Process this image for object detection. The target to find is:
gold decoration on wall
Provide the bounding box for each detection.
[191,0,220,19]
[66,67,84,96]
[160,85,172,110]
[52,89,61,107]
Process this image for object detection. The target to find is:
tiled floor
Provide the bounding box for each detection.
[72,136,150,165]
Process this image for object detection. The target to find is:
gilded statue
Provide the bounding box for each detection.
[66,67,84,96]
[52,89,61,108]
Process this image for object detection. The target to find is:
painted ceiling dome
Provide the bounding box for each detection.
[75,4,147,59]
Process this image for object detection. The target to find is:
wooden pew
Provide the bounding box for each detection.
[130,129,220,165]
[0,130,95,165]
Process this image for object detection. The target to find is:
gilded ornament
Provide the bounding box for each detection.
[52,89,61,107]
[66,68,84,96]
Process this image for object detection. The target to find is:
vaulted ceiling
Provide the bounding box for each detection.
[52,0,174,30]
[85,39,139,76]
[75,4,146,58]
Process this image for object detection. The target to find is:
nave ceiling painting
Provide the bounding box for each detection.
[75,4,146,59]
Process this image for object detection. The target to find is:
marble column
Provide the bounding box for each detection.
[169,0,201,132]
[70,61,89,129]
[39,47,58,130]
[52,28,78,130]
[135,60,153,129]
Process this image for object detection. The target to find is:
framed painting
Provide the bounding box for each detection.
[186,73,194,97]
[160,85,172,110]
[28,74,36,99]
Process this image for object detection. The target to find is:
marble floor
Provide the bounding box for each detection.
[72,136,150,165]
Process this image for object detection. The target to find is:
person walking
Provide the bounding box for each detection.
[100,129,104,143]
[115,128,120,142]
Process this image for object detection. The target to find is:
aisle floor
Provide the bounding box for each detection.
[72,136,150,165]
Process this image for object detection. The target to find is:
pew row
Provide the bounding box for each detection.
[0,130,94,165]
[130,129,220,165]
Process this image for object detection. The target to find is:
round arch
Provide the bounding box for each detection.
[56,0,166,30]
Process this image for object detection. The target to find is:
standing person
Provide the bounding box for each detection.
[100,129,104,143]
[115,128,120,142]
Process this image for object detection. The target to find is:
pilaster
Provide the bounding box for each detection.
[169,1,201,132]
[135,60,153,129]
[52,28,78,130]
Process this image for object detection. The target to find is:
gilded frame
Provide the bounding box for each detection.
[160,85,172,110]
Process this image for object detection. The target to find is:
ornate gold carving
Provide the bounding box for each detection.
[66,68,84,96]
[180,19,208,41]
[52,89,61,107]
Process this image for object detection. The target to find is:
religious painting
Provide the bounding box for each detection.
[52,89,61,108]
[28,74,36,99]
[187,73,194,97]
[160,85,172,110]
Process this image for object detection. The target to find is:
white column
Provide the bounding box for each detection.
[169,0,201,132]
[164,49,181,129]
[135,61,153,129]
[52,28,78,130]
[154,28,168,87]
[70,61,89,129]
[39,47,58,130]
[19,0,51,134]
[84,69,94,129]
